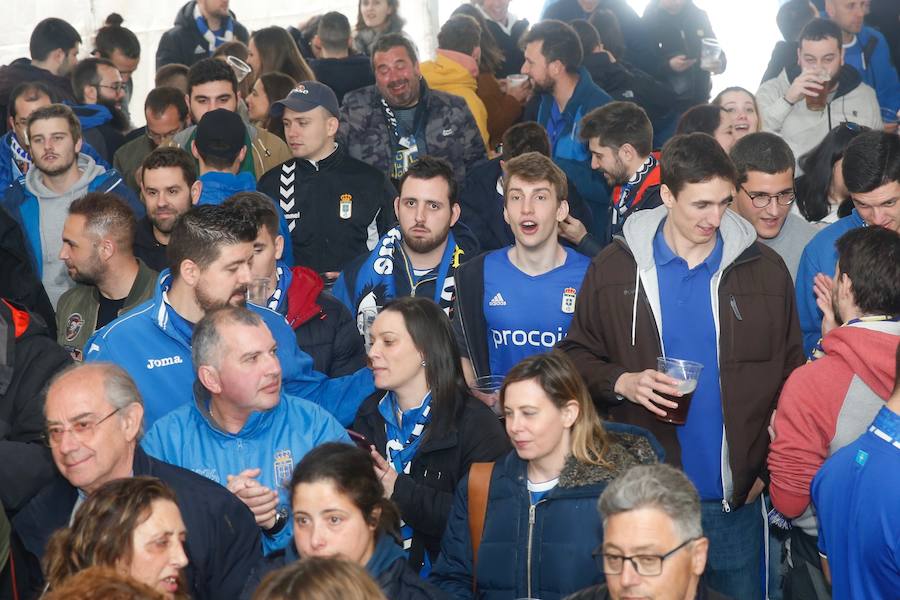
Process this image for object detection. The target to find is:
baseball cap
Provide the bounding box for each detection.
[270,81,340,119]
[195,108,245,160]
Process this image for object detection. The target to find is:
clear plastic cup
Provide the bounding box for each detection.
[805,68,832,111]
[700,38,722,72]
[358,307,381,352]
[655,357,703,425]
[506,74,529,89]
[226,55,253,83]
[471,374,506,415]
[247,277,271,305]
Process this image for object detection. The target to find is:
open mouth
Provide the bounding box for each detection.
[519,220,537,234]
[161,576,179,593]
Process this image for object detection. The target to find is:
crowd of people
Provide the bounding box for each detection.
[0,0,898,599]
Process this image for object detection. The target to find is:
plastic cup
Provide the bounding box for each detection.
[471,374,506,415]
[247,277,271,305]
[358,307,381,351]
[805,68,832,112]
[506,74,529,89]
[655,357,703,425]
[700,38,722,72]
[226,55,253,83]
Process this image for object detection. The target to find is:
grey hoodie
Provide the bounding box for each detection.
[25,153,106,306]
[620,203,758,505]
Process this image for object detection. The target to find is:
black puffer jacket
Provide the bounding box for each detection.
[0,207,55,337]
[0,59,76,135]
[156,1,250,69]
[352,393,510,573]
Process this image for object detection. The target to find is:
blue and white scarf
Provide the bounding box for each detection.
[194,3,234,54]
[9,134,31,175]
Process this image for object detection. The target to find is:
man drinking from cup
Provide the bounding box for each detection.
[756,18,882,171]
[560,132,804,600]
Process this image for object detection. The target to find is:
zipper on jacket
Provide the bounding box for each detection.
[729,295,743,321]
[526,503,537,599]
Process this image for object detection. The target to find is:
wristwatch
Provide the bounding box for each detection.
[264,506,289,536]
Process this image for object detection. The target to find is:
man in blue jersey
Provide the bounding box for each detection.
[452,151,590,393]
[85,203,374,427]
[811,342,900,598]
[796,130,900,356]
[142,306,350,554]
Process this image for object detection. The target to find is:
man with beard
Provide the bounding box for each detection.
[0,18,80,135]
[452,152,590,391]
[769,226,900,597]
[339,33,486,185]
[134,147,201,272]
[55,193,157,360]
[70,57,131,163]
[257,82,395,278]
[156,0,250,69]
[520,20,612,237]
[578,101,663,250]
[0,103,141,307]
[333,156,475,345]
[85,203,375,428]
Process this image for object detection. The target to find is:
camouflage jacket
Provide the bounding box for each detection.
[338,81,486,182]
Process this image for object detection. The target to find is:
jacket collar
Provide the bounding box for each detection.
[190,378,282,438]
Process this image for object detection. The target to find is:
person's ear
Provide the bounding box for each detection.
[197,364,222,395]
[326,116,340,138]
[191,140,200,161]
[236,146,247,164]
[180,258,201,286]
[368,505,382,532]
[393,196,401,221]
[450,202,461,227]
[472,46,482,64]
[660,183,676,208]
[120,402,144,443]
[557,198,570,223]
[98,237,115,261]
[190,180,203,204]
[274,234,285,261]
[561,399,580,428]
[690,537,709,576]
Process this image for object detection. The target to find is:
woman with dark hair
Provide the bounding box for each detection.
[354,0,407,56]
[352,296,509,576]
[43,477,189,600]
[247,72,298,142]
[676,104,735,152]
[247,26,315,84]
[287,442,445,599]
[794,122,870,225]
[431,350,662,599]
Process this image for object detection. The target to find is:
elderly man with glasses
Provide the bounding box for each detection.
[729,131,817,282]
[10,362,261,600]
[566,463,731,600]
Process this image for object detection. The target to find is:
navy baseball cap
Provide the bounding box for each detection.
[270,81,340,119]
[195,108,245,160]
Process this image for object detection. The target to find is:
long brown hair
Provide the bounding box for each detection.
[43,477,183,594]
[250,26,315,83]
[500,350,611,468]
[42,566,164,600]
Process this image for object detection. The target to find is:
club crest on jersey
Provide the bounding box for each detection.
[561,287,577,314]
[339,193,353,219]
[64,313,84,341]
[274,449,294,488]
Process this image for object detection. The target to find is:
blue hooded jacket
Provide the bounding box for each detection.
[843,26,900,115]
[142,385,351,554]
[197,170,295,266]
[85,270,374,427]
[0,131,108,193]
[795,210,865,357]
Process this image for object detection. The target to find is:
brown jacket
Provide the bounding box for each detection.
[476,72,523,150]
[558,205,804,507]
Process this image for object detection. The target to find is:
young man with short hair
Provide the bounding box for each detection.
[135,146,201,272]
[0,18,80,133]
[85,203,373,427]
[453,151,590,388]
[56,192,157,360]
[170,58,290,179]
[757,18,882,167]
[560,133,804,599]
[224,191,365,377]
[730,131,817,280]
[521,20,612,234]
[308,12,374,104]
[0,103,141,306]
[257,82,393,275]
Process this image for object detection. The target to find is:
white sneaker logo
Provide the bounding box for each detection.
[489,293,507,307]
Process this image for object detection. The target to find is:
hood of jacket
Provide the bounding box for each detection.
[197,170,256,205]
[821,322,900,400]
[24,153,106,200]
[423,51,480,85]
[285,265,324,329]
[69,103,113,130]
[783,63,864,101]
[559,424,662,488]
[365,533,407,578]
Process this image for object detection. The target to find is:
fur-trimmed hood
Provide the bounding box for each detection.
[560,429,661,488]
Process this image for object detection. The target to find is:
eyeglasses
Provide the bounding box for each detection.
[95,82,127,93]
[597,537,699,577]
[44,407,121,447]
[739,185,795,208]
[146,125,184,145]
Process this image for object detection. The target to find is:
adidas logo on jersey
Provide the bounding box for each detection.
[489,293,507,307]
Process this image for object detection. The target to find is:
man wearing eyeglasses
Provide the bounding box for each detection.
[730,132,816,281]
[566,463,730,600]
[70,57,131,163]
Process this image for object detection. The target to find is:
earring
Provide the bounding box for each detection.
[421,360,426,367]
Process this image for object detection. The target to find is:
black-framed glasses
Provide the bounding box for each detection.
[739,185,795,208]
[95,82,127,93]
[44,407,121,447]
[597,537,699,577]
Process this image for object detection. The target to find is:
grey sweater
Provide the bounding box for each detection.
[24,154,107,306]
[759,212,817,282]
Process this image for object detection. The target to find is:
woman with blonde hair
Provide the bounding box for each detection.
[713,86,763,142]
[42,477,189,600]
[431,350,662,599]
[252,557,386,600]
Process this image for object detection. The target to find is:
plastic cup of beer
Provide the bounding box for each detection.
[805,68,832,112]
[506,74,529,89]
[655,357,703,425]
[700,38,722,72]
[247,277,271,305]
